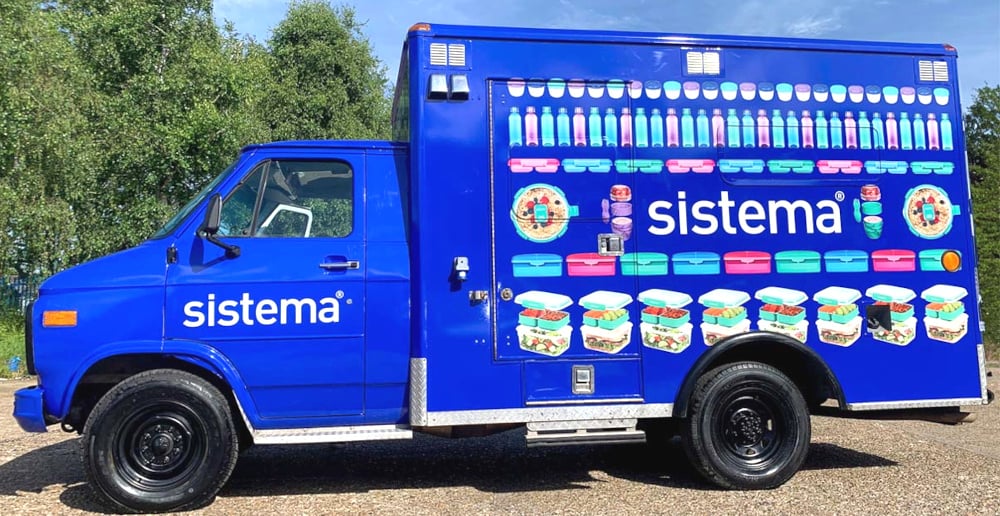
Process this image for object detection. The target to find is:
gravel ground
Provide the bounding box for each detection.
[1,369,998,515]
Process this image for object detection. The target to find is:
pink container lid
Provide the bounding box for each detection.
[567,252,616,264]
[724,251,771,262]
[872,249,916,260]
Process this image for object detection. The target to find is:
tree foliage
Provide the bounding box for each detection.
[966,86,1000,349]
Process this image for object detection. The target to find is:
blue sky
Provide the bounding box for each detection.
[214,0,999,108]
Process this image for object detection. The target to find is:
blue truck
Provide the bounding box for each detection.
[13,22,993,512]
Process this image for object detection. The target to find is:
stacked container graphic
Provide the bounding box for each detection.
[755,287,809,343]
[514,291,573,356]
[921,285,969,343]
[638,289,693,353]
[866,285,918,346]
[699,289,751,345]
[579,291,634,354]
[814,287,863,346]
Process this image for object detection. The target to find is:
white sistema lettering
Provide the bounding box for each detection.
[648,191,842,236]
[182,293,341,328]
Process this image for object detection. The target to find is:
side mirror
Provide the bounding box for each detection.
[202,193,222,235]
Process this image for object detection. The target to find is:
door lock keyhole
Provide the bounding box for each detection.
[500,288,513,301]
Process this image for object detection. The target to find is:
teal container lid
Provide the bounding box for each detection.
[825,250,867,262]
[638,289,692,308]
[813,286,862,306]
[578,290,633,310]
[622,252,668,264]
[920,284,968,303]
[775,250,821,262]
[698,289,750,308]
[674,251,720,264]
[514,290,572,310]
[754,287,808,306]
[512,253,562,265]
[866,284,916,303]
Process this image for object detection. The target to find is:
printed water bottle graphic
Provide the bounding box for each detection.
[605,108,618,147]
[927,113,940,150]
[886,112,899,149]
[726,109,740,148]
[635,107,649,148]
[712,108,725,147]
[816,110,829,149]
[770,109,783,148]
[844,111,856,150]
[913,113,926,150]
[696,109,710,148]
[900,112,913,150]
[830,111,843,149]
[858,111,871,150]
[801,110,814,148]
[573,107,586,147]
[757,110,770,148]
[557,107,570,146]
[589,107,603,147]
[620,107,633,147]
[741,109,755,148]
[666,108,680,147]
[786,110,800,149]
[508,107,522,147]
[872,112,885,149]
[540,106,554,147]
[681,108,695,148]
[524,106,538,146]
[650,108,664,147]
[941,113,953,150]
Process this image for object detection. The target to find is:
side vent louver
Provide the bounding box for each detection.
[430,43,447,66]
[918,59,949,82]
[686,52,703,75]
[685,51,721,75]
[429,42,467,67]
[448,44,466,66]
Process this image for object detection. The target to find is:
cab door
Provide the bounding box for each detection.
[165,151,366,420]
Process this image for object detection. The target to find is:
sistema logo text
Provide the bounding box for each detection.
[648,191,842,236]
[183,293,341,327]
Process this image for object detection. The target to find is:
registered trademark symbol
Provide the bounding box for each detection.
[834,191,845,201]
[335,290,344,299]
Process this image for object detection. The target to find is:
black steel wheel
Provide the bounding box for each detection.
[83,369,238,513]
[682,361,810,489]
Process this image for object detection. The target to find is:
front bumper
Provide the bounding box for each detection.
[13,386,48,433]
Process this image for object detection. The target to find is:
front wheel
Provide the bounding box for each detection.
[682,361,811,489]
[82,369,239,513]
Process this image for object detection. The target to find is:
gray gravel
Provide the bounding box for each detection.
[2,369,998,515]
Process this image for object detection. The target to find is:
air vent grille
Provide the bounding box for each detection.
[430,43,447,66]
[448,44,466,66]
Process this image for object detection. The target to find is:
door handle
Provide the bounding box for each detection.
[319,261,360,270]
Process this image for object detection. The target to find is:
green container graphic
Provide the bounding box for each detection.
[621,252,669,276]
[775,251,821,273]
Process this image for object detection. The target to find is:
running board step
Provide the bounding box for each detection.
[252,424,413,445]
[525,419,646,447]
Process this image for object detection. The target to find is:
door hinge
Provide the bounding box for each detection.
[166,245,178,264]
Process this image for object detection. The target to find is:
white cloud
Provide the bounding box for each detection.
[785,15,842,36]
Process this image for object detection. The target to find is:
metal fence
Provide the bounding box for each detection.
[0,276,42,314]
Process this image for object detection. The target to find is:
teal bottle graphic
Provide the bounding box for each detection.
[830,111,843,149]
[872,112,885,149]
[508,107,522,147]
[696,109,710,148]
[727,109,740,148]
[604,108,618,147]
[741,109,755,148]
[771,109,785,148]
[913,113,926,150]
[858,111,871,150]
[589,107,603,147]
[556,107,570,147]
[540,106,555,147]
[650,108,664,147]
[635,107,649,148]
[816,110,829,149]
[681,108,695,148]
[941,113,954,150]
[900,112,913,150]
[786,110,799,149]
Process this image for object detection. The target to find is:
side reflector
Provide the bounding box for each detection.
[409,23,432,32]
[42,310,77,327]
[941,250,961,272]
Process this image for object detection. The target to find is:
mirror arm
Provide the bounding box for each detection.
[200,230,241,258]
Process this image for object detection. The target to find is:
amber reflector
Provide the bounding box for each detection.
[941,250,961,272]
[42,310,77,327]
[409,23,432,32]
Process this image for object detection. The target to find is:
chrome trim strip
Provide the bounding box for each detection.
[421,403,673,427]
[409,357,429,426]
[846,397,985,411]
[526,398,644,406]
[233,395,413,445]
[978,343,988,403]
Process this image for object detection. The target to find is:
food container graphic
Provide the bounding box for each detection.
[818,160,863,174]
[626,80,643,99]
[718,159,765,173]
[667,159,716,173]
[775,250,821,274]
[610,184,632,202]
[900,86,916,104]
[644,80,662,99]
[823,250,869,273]
[795,83,811,102]
[511,184,579,243]
[720,81,739,100]
[703,81,720,100]
[514,291,574,356]
[663,81,682,100]
[739,82,757,101]
[861,184,882,201]
[562,158,613,173]
[866,85,881,103]
[621,252,669,276]
[615,159,663,173]
[848,85,864,103]
[512,253,563,277]
[767,160,814,173]
[864,160,909,174]
[813,84,829,102]
[830,84,847,103]
[758,82,775,101]
[507,78,526,97]
[526,79,546,98]
[883,86,899,104]
[639,289,693,353]
[699,289,751,346]
[921,285,969,343]
[673,252,721,275]
[903,184,960,240]
[813,286,863,346]
[775,83,793,101]
[723,251,772,274]
[567,79,586,98]
[867,285,918,346]
[606,80,625,99]
[579,291,634,354]
[910,162,954,175]
[567,253,616,276]
[756,287,809,343]
[933,87,950,106]
[919,249,961,272]
[547,79,567,98]
[872,249,916,272]
[508,158,560,173]
[683,81,701,100]
[917,86,932,105]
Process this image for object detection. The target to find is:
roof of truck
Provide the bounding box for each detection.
[242,140,406,152]
[410,23,957,56]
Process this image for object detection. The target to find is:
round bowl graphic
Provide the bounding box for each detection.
[903,184,959,240]
[511,184,579,243]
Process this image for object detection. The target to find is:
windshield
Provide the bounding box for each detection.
[150,161,237,239]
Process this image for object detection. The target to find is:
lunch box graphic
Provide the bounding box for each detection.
[698,289,751,346]
[871,249,916,272]
[910,161,954,175]
[921,284,969,343]
[766,160,814,174]
[864,160,909,174]
[673,252,721,275]
[667,159,715,173]
[866,284,918,346]
[508,158,560,173]
[718,159,765,173]
[514,291,574,357]
[511,253,563,277]
[817,160,863,174]
[823,250,869,273]
[755,287,809,343]
[774,250,821,274]
[510,183,579,243]
[638,289,694,353]
[620,252,669,276]
[723,251,772,274]
[567,253,616,276]
[579,290,634,354]
[813,286,863,347]
[919,249,961,272]
[562,158,613,173]
[615,159,664,173]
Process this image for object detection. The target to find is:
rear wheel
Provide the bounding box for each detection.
[82,369,238,513]
[682,361,810,489]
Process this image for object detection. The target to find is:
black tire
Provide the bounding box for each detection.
[681,361,810,490]
[82,369,239,513]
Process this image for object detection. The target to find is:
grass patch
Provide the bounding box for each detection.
[0,312,25,379]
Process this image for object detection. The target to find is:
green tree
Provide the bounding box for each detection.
[966,85,1000,352]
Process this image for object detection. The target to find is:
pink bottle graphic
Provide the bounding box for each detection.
[524,106,539,146]
[801,110,814,148]
[620,107,633,147]
[665,108,679,148]
[844,111,857,149]
[886,112,899,149]
[712,108,725,147]
[756,110,770,148]
[573,107,587,147]
[927,113,940,150]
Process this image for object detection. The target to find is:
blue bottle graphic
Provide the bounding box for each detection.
[786,110,800,149]
[913,113,926,150]
[900,112,913,150]
[508,107,522,147]
[941,113,954,150]
[771,109,785,149]
[696,109,710,148]
[635,107,649,148]
[830,111,843,149]
[556,107,570,147]
[540,106,555,147]
[872,112,885,149]
[604,108,618,147]
[741,109,755,148]
[681,108,695,148]
[650,108,664,147]
[858,111,871,150]
[589,107,603,147]
[816,110,829,149]
[727,109,740,148]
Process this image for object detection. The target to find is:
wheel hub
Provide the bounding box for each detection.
[137,422,187,468]
[730,408,764,446]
